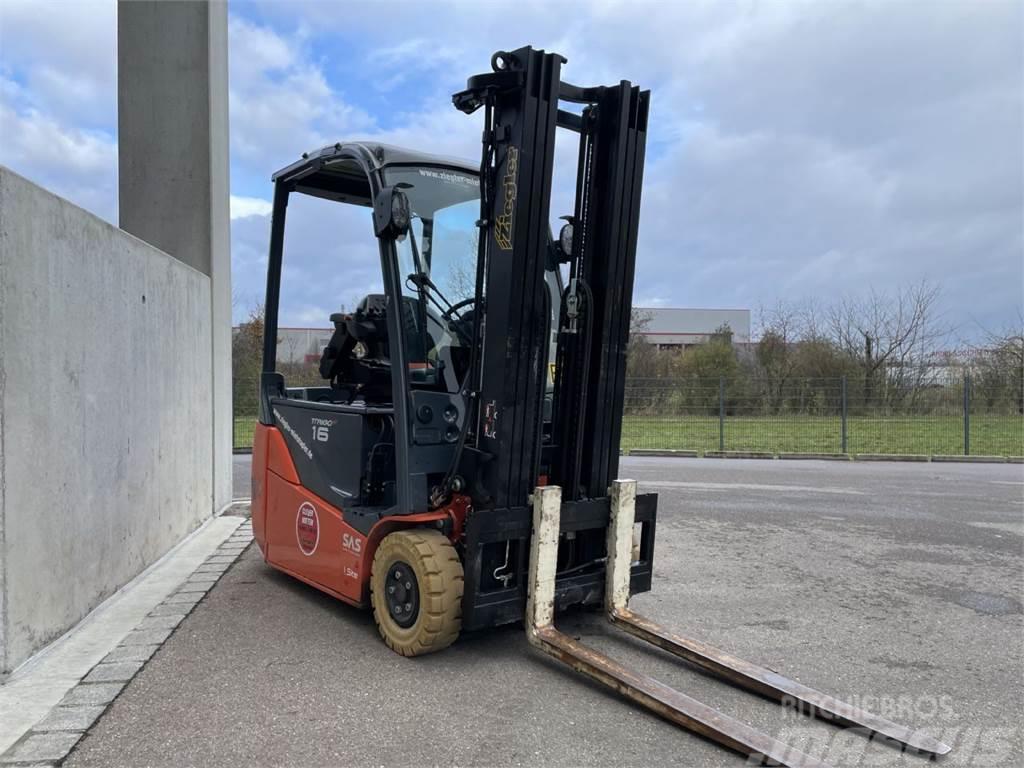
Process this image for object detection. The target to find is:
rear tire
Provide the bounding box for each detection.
[370,529,463,656]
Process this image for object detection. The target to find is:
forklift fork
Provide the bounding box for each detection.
[525,482,951,767]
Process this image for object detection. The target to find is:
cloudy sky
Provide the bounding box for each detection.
[1,0,1021,338]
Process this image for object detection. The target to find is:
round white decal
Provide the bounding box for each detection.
[296,502,319,556]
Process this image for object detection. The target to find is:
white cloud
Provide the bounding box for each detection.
[230,195,273,219]
[1,1,1019,334]
[0,0,117,220]
[228,16,376,168]
[0,91,117,222]
[230,189,383,324]
[0,0,116,128]
[366,38,468,92]
[227,2,1021,332]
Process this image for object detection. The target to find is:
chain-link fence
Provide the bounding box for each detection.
[622,374,1023,457]
[233,359,322,452]
[234,378,258,456]
[234,372,1023,457]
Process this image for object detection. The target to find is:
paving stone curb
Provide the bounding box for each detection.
[629,448,700,458]
[0,518,253,767]
[929,455,1008,463]
[625,449,1017,464]
[853,453,931,462]
[703,450,776,459]
[777,452,852,461]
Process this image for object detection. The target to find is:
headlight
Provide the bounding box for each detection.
[559,221,574,257]
[352,341,368,359]
[390,188,410,232]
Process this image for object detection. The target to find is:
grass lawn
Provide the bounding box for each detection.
[621,414,1023,457]
[235,414,1022,457]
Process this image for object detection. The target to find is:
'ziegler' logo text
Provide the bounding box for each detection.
[494,146,519,250]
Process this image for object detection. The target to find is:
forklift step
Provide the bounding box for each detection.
[526,482,951,767]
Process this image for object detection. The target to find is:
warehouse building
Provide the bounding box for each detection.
[632,307,751,350]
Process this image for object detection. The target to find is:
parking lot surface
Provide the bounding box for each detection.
[66,457,1023,767]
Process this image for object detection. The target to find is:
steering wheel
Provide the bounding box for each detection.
[442,297,476,323]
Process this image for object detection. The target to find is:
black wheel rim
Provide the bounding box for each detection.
[384,560,420,628]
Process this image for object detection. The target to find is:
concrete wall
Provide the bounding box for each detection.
[0,167,214,675]
[118,0,216,276]
[118,0,232,516]
[206,2,234,517]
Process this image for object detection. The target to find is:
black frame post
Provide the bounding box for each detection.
[261,182,289,376]
[841,375,848,454]
[963,372,971,456]
[719,377,726,452]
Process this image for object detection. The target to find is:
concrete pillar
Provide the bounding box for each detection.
[117,0,233,513]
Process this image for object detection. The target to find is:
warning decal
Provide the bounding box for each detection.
[296,502,319,556]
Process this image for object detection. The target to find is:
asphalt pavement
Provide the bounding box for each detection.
[65,457,1023,767]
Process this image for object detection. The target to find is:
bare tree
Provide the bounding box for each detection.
[630,306,654,336]
[826,280,949,408]
[283,334,301,365]
[232,304,266,417]
[971,310,1024,414]
[626,307,662,379]
[437,230,479,304]
[755,302,804,411]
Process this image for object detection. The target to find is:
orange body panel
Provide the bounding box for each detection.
[251,422,460,608]
[266,424,299,483]
[264,474,366,601]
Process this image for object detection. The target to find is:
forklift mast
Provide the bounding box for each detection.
[454,46,649,509]
[446,48,658,631]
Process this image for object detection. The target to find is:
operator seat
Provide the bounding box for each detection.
[319,295,392,402]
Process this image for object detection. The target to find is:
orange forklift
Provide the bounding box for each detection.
[251,47,950,766]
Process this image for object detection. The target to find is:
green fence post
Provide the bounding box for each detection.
[718,377,725,452]
[841,375,848,454]
[963,373,970,456]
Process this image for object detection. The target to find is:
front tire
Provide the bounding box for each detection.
[370,529,463,656]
